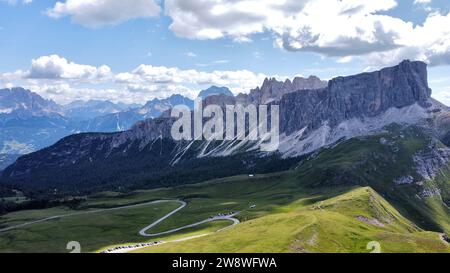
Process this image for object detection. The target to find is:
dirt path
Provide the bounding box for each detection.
[0,199,240,253]
[0,200,178,233]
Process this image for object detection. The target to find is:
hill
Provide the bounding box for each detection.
[2,61,443,196]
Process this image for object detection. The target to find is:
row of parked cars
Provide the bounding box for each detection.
[102,241,163,253]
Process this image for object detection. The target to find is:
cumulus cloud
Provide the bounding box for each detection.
[1,0,32,5]
[164,0,450,67]
[116,64,268,95]
[274,0,407,56]
[25,55,112,81]
[185,52,197,58]
[1,55,270,104]
[47,0,161,28]
[24,83,140,105]
[165,0,275,41]
[35,0,450,67]
[414,0,432,4]
[165,0,399,52]
[363,12,450,68]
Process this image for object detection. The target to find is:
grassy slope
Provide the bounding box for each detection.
[0,125,449,253]
[295,125,450,234]
[134,187,449,253]
[1,170,447,253]
[0,202,183,253]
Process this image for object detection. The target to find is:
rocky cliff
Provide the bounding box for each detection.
[280,60,431,135]
[1,60,444,192]
[236,75,327,105]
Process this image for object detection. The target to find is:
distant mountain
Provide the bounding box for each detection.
[0,154,20,171]
[0,87,61,115]
[76,111,144,132]
[0,88,72,154]
[138,94,194,118]
[198,86,234,100]
[3,61,445,197]
[63,100,139,121]
[236,76,328,104]
[0,79,332,155]
[2,63,450,249]
[0,88,196,153]
[76,94,194,133]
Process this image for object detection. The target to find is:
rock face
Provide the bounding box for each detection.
[394,176,415,185]
[76,94,194,132]
[279,60,431,135]
[0,88,74,154]
[0,87,61,115]
[414,146,450,181]
[0,60,440,191]
[63,100,135,121]
[137,94,194,119]
[0,154,20,171]
[0,88,195,153]
[198,86,234,100]
[237,76,327,105]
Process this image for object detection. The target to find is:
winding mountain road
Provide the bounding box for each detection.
[0,200,174,233]
[105,200,240,253]
[139,200,239,237]
[0,199,240,252]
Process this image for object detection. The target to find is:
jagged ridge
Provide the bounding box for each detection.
[1,61,446,194]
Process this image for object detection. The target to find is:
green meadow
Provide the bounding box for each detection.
[1,126,449,253]
[0,172,448,253]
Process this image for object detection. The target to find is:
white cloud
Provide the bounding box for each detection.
[7,0,446,69]
[26,83,139,105]
[194,60,230,67]
[1,55,270,104]
[116,64,267,95]
[364,12,450,67]
[212,60,229,64]
[25,55,112,81]
[432,88,450,106]
[1,0,32,5]
[0,70,25,82]
[47,0,161,28]
[336,56,353,64]
[414,0,432,4]
[164,0,450,67]
[165,0,281,40]
[165,0,400,53]
[273,0,406,56]
[185,52,197,58]
[124,83,198,100]
[253,51,262,59]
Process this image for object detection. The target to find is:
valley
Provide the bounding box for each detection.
[2,0,450,258]
[0,61,449,254]
[1,125,449,253]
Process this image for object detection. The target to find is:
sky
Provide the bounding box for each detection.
[0,0,449,105]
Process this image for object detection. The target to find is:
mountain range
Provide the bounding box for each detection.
[3,60,448,198]
[198,86,234,100]
[62,100,140,121]
[0,154,20,171]
[0,85,238,155]
[1,60,450,251]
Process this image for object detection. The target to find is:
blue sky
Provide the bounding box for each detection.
[0,0,449,105]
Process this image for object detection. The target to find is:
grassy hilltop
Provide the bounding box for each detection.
[0,125,449,253]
